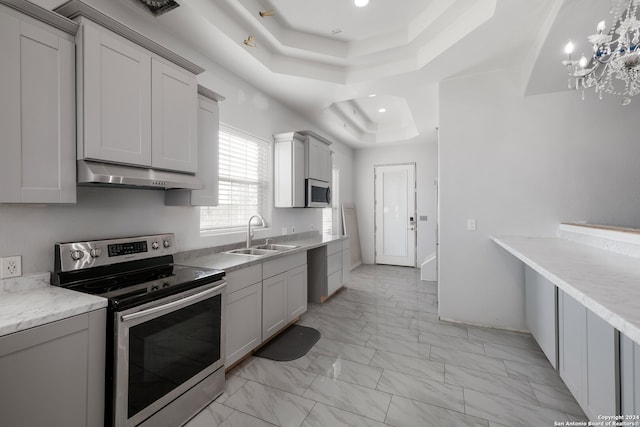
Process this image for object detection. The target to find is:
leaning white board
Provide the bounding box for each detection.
[341,203,362,270]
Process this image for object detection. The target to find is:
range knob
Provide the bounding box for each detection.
[70,250,85,261]
[90,248,102,258]
[152,241,160,250]
[163,239,171,248]
[151,285,159,291]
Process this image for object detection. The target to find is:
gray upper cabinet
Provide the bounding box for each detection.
[0,3,76,203]
[77,18,198,172]
[79,19,152,166]
[166,87,224,206]
[274,132,306,208]
[304,132,332,182]
[273,130,332,208]
[57,1,204,174]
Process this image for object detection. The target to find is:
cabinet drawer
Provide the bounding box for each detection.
[226,264,262,294]
[263,252,306,279]
[327,241,342,256]
[327,252,342,275]
[328,270,342,296]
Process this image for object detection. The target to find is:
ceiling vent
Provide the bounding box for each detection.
[132,0,179,16]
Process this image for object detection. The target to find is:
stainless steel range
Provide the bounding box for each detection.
[52,234,226,427]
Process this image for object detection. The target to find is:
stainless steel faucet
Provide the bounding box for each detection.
[247,214,265,248]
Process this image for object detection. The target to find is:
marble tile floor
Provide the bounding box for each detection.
[185,264,587,427]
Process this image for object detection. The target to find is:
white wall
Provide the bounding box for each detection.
[0,0,353,275]
[439,68,640,331]
[353,140,438,266]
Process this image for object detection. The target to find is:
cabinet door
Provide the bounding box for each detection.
[327,270,342,296]
[559,290,586,405]
[342,248,350,285]
[274,139,305,208]
[287,265,307,321]
[0,10,75,203]
[306,136,331,182]
[81,21,152,166]
[621,334,640,416]
[524,267,558,368]
[584,310,618,420]
[151,58,198,173]
[0,311,105,427]
[262,272,288,340]
[166,95,219,206]
[226,282,262,367]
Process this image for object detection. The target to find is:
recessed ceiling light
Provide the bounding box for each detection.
[354,0,369,7]
[378,108,387,113]
[368,93,377,97]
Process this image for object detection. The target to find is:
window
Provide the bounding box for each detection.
[200,124,270,232]
[322,168,340,235]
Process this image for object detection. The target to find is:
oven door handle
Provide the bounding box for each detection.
[121,282,226,323]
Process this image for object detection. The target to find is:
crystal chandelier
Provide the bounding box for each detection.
[563,0,640,105]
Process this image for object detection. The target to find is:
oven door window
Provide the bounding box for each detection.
[127,295,221,418]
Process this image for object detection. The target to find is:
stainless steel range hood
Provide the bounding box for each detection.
[77,160,203,190]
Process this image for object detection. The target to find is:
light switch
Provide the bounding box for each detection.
[467,219,477,231]
[419,216,428,221]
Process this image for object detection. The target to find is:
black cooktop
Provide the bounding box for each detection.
[57,260,225,311]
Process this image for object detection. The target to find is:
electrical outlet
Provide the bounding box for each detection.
[281,227,288,235]
[291,226,295,233]
[1,255,22,279]
[467,219,477,231]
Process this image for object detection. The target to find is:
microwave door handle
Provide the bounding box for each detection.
[121,282,226,323]
[326,187,331,204]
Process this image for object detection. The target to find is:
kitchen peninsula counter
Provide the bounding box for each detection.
[492,235,640,345]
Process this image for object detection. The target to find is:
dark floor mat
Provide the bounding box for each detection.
[254,324,321,361]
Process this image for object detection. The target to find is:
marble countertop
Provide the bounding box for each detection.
[0,273,107,337]
[492,236,640,345]
[175,234,347,272]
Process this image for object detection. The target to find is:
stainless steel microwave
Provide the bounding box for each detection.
[306,178,331,208]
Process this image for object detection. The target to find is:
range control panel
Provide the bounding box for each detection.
[56,234,175,272]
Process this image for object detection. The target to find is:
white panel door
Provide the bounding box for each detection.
[151,58,198,172]
[82,21,151,166]
[262,272,288,341]
[286,265,307,321]
[375,164,416,267]
[226,282,262,367]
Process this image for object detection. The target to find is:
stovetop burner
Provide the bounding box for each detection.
[51,234,225,311]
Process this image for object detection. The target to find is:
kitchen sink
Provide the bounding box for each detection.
[226,248,278,256]
[252,244,299,251]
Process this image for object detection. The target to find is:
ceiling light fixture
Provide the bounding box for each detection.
[354,0,369,8]
[562,0,640,105]
[378,108,387,113]
[368,93,377,97]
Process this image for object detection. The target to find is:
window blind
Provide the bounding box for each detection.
[200,124,269,231]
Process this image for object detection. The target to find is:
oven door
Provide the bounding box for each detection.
[113,281,226,427]
[306,178,331,207]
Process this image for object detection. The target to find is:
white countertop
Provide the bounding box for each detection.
[0,273,107,337]
[492,236,640,345]
[175,234,347,272]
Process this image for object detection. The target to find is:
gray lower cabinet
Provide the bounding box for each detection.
[225,265,262,367]
[525,267,558,368]
[308,240,345,303]
[621,334,640,416]
[262,252,307,342]
[559,290,618,420]
[0,309,106,427]
[262,272,288,340]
